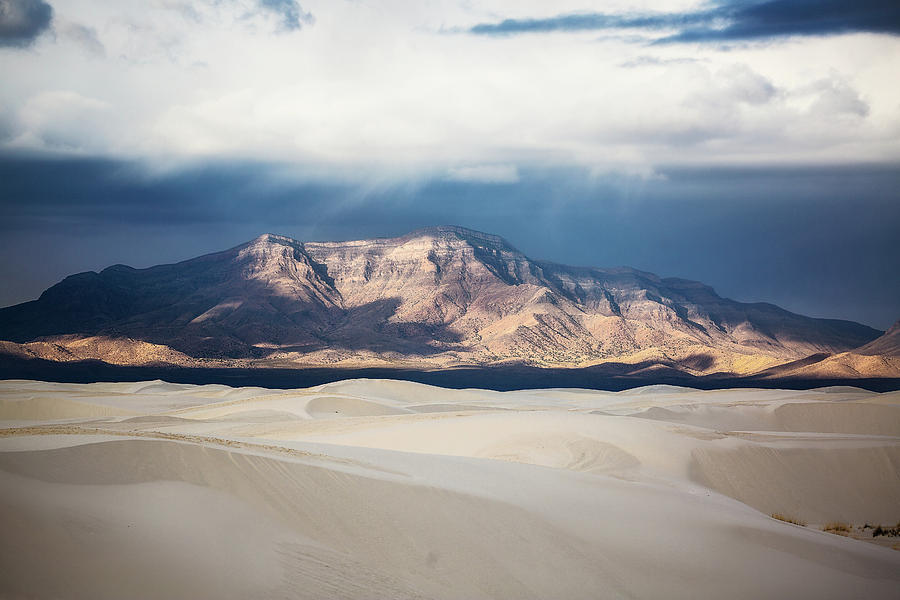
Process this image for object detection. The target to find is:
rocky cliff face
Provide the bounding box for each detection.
[0,226,886,375]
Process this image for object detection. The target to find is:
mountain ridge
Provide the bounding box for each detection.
[0,226,891,379]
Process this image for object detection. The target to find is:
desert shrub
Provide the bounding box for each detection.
[771,513,806,526]
[823,522,851,536]
[873,522,900,537]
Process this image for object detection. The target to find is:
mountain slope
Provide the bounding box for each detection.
[755,321,900,380]
[0,235,343,358]
[856,321,900,357]
[0,226,886,376]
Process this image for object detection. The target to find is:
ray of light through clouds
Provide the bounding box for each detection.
[0,0,899,328]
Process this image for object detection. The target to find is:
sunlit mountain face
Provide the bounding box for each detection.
[0,228,893,384]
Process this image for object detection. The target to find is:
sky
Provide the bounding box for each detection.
[0,0,899,329]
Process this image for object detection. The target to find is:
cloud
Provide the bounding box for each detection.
[469,0,900,42]
[665,0,900,43]
[58,21,104,57]
[0,0,52,47]
[469,11,700,36]
[805,77,870,118]
[257,0,313,32]
[445,165,519,184]
[0,1,896,168]
[618,55,702,68]
[716,64,777,106]
[13,91,111,151]
[0,102,13,141]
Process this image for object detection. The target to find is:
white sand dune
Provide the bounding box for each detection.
[0,378,898,599]
[0,394,136,421]
[635,399,900,435]
[305,395,414,418]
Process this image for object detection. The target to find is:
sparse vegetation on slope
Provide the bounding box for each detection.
[771,513,806,526]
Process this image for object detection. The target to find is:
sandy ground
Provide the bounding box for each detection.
[0,379,898,599]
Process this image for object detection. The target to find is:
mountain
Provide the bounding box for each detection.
[753,320,900,380]
[856,320,900,357]
[0,226,889,378]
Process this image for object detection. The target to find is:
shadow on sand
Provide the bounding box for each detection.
[1,354,898,392]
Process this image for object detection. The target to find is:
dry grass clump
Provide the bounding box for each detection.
[823,522,852,536]
[771,513,806,527]
[873,522,900,537]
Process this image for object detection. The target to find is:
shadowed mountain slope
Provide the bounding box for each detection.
[753,320,900,380]
[856,321,900,357]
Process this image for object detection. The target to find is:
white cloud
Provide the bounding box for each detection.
[0,0,897,170]
[57,20,105,57]
[13,90,111,151]
[806,76,870,118]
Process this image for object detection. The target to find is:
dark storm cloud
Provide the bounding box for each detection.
[0,157,344,228]
[0,0,52,47]
[1,156,899,330]
[257,0,313,31]
[469,0,900,41]
[469,11,703,36]
[666,0,900,42]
